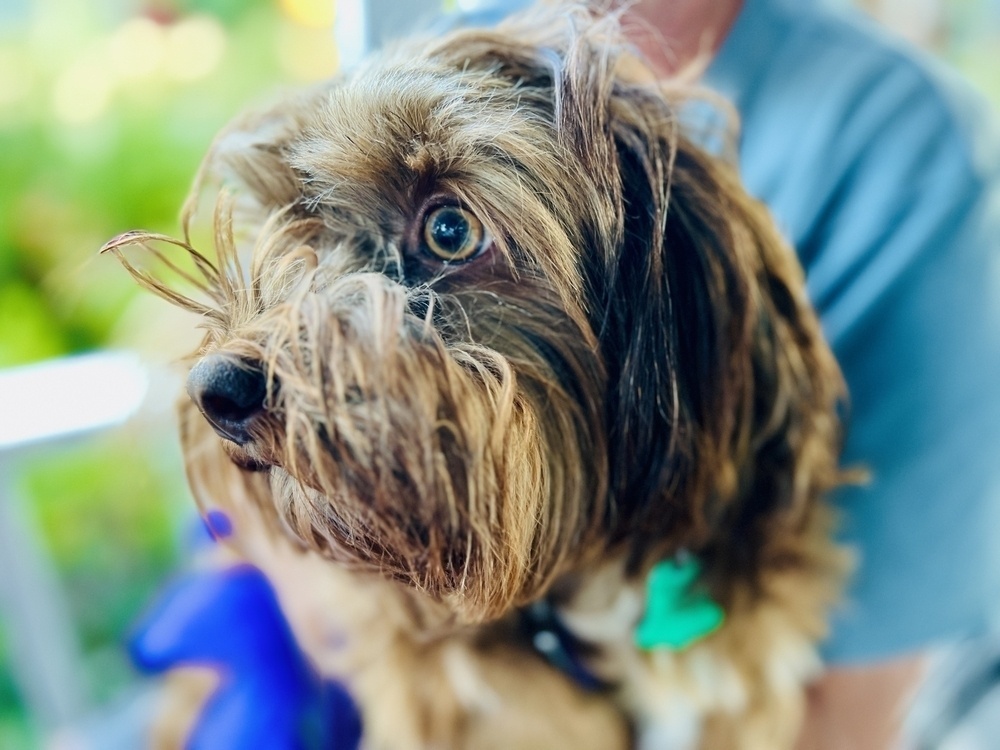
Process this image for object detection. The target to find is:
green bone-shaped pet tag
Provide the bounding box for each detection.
[635,555,725,651]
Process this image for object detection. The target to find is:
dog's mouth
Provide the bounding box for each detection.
[222,444,273,472]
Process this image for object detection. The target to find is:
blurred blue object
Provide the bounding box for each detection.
[130,565,361,750]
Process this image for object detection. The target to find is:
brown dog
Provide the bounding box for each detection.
[106,5,851,748]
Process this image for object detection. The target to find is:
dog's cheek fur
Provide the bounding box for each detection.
[233,272,599,622]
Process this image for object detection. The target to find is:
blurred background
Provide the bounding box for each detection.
[0,1,341,746]
[0,0,997,748]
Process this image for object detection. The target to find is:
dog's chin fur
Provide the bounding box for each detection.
[107,4,852,748]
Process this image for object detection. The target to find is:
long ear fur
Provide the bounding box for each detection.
[598,80,845,588]
[499,10,848,588]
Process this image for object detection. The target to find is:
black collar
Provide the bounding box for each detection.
[520,600,606,691]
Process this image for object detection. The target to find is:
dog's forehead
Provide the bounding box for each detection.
[286,54,555,211]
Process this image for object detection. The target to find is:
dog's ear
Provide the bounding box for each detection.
[179,85,335,236]
[102,87,336,336]
[574,70,844,578]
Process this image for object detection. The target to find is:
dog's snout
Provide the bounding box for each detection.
[186,355,268,444]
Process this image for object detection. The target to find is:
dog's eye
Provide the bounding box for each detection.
[422,205,487,262]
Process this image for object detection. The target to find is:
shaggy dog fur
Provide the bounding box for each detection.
[106,5,852,748]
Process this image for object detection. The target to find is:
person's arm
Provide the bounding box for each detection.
[797,655,927,750]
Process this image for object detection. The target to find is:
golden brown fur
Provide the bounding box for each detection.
[106,5,852,748]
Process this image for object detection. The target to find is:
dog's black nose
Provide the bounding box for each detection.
[186,355,268,444]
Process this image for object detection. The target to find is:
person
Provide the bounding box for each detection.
[620,0,1000,747]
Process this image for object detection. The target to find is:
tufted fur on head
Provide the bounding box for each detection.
[106,4,850,748]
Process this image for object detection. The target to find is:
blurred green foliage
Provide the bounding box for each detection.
[948,0,1000,107]
[0,0,335,368]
